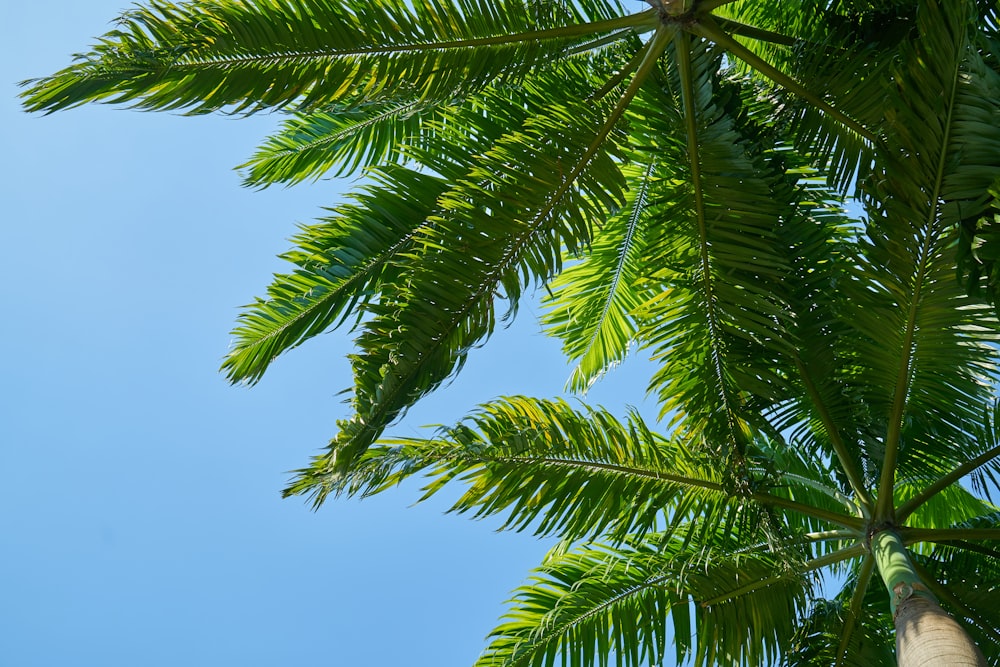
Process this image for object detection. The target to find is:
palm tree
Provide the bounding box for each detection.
[21,0,1000,663]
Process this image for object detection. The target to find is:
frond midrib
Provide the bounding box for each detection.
[876,46,965,522]
[489,455,863,530]
[108,11,660,71]
[570,159,653,381]
[223,212,435,383]
[245,101,426,163]
[503,569,678,667]
[675,30,746,456]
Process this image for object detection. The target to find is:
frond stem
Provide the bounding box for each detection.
[733,531,856,558]
[173,11,660,70]
[835,555,876,667]
[511,455,726,490]
[696,0,740,13]
[691,16,876,144]
[491,455,863,529]
[777,470,863,516]
[700,543,864,606]
[792,353,874,512]
[902,527,1000,544]
[875,54,962,522]
[749,493,864,531]
[675,29,746,458]
[875,232,934,521]
[563,28,643,58]
[804,529,856,543]
[590,44,649,100]
[712,17,798,47]
[897,443,1000,522]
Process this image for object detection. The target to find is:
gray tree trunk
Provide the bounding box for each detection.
[895,595,986,667]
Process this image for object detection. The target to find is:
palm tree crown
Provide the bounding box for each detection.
[22,0,1000,664]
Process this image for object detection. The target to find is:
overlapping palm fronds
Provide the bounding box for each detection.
[22,0,1000,663]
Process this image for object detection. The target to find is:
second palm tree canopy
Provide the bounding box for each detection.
[21,0,1000,664]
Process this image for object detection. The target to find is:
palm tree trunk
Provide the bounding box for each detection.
[895,596,986,666]
[871,529,986,666]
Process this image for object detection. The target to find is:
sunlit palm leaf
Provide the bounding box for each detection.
[632,38,794,457]
[476,530,812,667]
[225,54,637,386]
[542,160,659,392]
[239,99,443,187]
[283,43,671,499]
[320,396,862,555]
[221,167,447,384]
[338,396,736,544]
[763,188,877,504]
[20,0,654,115]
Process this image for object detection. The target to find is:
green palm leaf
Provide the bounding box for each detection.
[630,37,794,456]
[823,0,1000,518]
[239,99,444,187]
[332,396,859,547]
[20,0,655,115]
[764,188,877,505]
[284,35,675,501]
[221,166,448,384]
[477,530,814,667]
[946,28,1000,306]
[542,159,659,393]
[341,396,733,543]
[718,1,901,191]
[224,62,606,384]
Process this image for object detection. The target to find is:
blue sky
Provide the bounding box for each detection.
[2,2,663,665]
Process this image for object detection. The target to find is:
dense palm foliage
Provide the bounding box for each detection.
[21,0,1000,664]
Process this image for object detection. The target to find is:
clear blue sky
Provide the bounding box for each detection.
[2,2,663,665]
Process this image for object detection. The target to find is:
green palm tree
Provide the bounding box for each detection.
[21,0,1000,663]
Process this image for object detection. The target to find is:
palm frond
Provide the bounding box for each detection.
[542,159,658,392]
[221,166,447,384]
[336,396,739,544]
[328,396,860,547]
[943,5,1000,308]
[841,0,1000,517]
[20,0,655,115]
[476,531,812,667]
[721,0,909,192]
[239,99,443,187]
[283,38,677,501]
[631,38,795,459]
